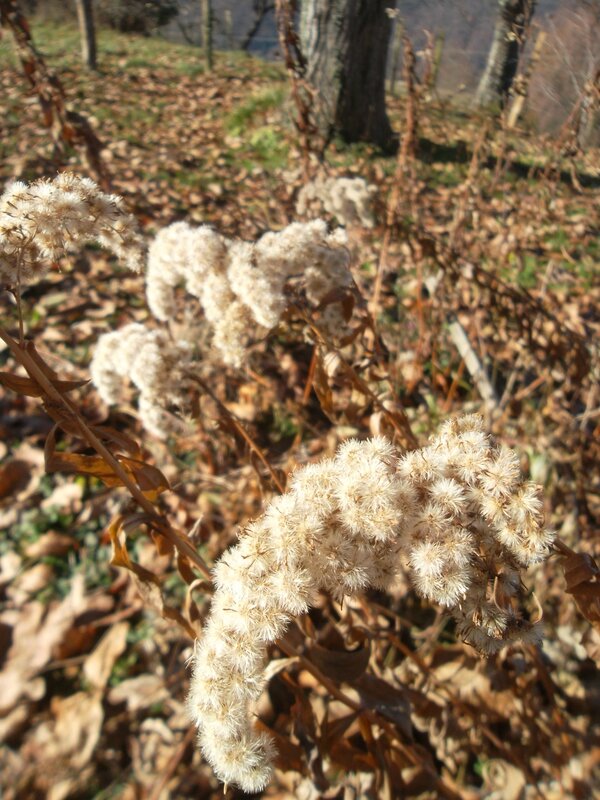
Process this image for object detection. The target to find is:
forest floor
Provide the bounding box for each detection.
[0,21,599,800]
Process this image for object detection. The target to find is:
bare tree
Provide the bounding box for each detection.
[300,0,395,149]
[242,0,275,50]
[74,0,97,70]
[475,0,536,109]
[201,0,213,71]
[543,5,600,146]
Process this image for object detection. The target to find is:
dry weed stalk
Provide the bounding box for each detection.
[0,174,211,614]
[544,66,600,189]
[372,34,420,317]
[274,0,322,178]
[0,0,109,186]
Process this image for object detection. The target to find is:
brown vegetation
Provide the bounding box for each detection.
[0,15,599,800]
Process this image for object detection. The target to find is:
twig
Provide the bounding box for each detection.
[0,0,109,187]
[274,0,321,179]
[186,372,286,494]
[372,35,419,317]
[291,304,418,450]
[148,726,196,800]
[447,318,498,413]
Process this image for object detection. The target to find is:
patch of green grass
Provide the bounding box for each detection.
[429,162,467,188]
[240,125,289,171]
[225,87,287,136]
[517,253,539,289]
[174,61,206,78]
[271,404,299,442]
[122,57,156,70]
[0,19,212,77]
[107,619,155,687]
[327,138,378,168]
[5,475,112,602]
[544,229,570,250]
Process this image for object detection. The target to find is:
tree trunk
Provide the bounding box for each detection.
[506,29,546,129]
[300,0,394,149]
[475,0,536,109]
[388,12,403,97]
[201,0,213,72]
[74,0,97,71]
[576,68,600,149]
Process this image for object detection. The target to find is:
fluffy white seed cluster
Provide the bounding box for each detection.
[0,173,143,284]
[397,415,553,651]
[296,176,377,228]
[90,322,192,438]
[146,219,352,366]
[187,415,554,792]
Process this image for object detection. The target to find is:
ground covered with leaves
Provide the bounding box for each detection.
[0,20,599,800]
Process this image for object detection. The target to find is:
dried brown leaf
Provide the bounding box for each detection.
[108,517,197,639]
[0,459,30,498]
[82,621,129,692]
[307,639,371,683]
[561,550,600,630]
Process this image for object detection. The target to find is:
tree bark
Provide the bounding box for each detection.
[201,0,213,72]
[74,0,96,70]
[506,29,546,129]
[300,0,395,149]
[475,0,536,109]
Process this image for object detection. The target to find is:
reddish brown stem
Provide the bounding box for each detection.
[0,326,211,579]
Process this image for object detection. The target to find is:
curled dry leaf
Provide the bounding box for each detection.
[561,550,600,631]
[82,621,129,692]
[0,371,88,398]
[108,516,198,640]
[107,674,169,712]
[24,531,78,559]
[306,639,371,684]
[44,425,170,500]
[482,759,527,800]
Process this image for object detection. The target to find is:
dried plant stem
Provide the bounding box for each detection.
[0,325,211,579]
[0,0,108,186]
[187,373,286,494]
[372,35,419,318]
[448,120,490,249]
[302,345,319,405]
[448,318,498,413]
[278,635,463,800]
[15,279,24,346]
[148,725,196,800]
[292,304,418,450]
[275,0,320,179]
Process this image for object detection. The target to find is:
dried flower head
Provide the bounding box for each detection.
[296,175,377,228]
[90,322,192,438]
[145,219,352,366]
[188,416,554,791]
[0,173,143,285]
